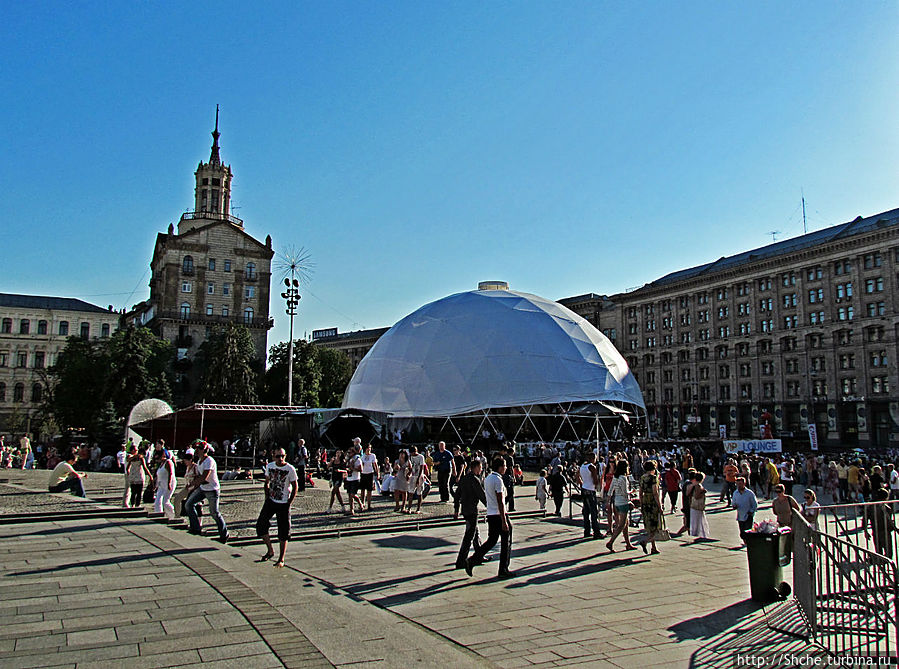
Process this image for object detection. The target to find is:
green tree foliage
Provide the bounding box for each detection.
[47,329,174,441]
[317,347,353,407]
[262,341,352,407]
[198,323,260,404]
[105,327,173,418]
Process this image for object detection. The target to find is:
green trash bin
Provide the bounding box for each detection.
[745,530,785,602]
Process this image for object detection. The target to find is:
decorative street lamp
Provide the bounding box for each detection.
[281,277,301,406]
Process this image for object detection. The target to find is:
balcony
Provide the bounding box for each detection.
[180,211,244,227]
[157,310,272,330]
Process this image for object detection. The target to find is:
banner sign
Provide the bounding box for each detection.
[723,439,782,454]
[808,424,818,452]
[719,425,727,439]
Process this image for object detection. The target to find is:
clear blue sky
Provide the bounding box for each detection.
[2,3,897,351]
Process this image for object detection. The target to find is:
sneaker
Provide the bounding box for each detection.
[497,571,517,579]
[464,557,474,577]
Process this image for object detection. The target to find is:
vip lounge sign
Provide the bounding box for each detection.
[723,439,783,454]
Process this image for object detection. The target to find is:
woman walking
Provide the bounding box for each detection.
[126,444,152,508]
[605,460,634,552]
[689,471,712,540]
[154,449,176,519]
[393,450,410,512]
[824,461,840,504]
[637,460,665,554]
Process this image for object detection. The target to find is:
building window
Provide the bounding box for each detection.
[716,287,728,300]
[717,306,728,318]
[785,359,799,374]
[222,306,229,317]
[182,281,192,293]
[699,329,710,341]
[863,253,882,269]
[806,266,823,281]
[679,296,690,309]
[16,352,27,368]
[661,300,671,312]
[808,288,824,303]
[760,318,774,333]
[245,262,257,280]
[180,303,191,319]
[763,383,775,399]
[0,382,4,401]
[718,326,730,338]
[19,320,29,335]
[206,304,214,316]
[645,337,656,348]
[835,260,852,275]
[835,282,853,299]
[739,363,751,377]
[33,352,45,369]
[737,282,749,296]
[223,283,231,296]
[812,380,827,396]
[759,298,773,311]
[837,306,854,321]
[866,301,886,317]
[0,352,7,367]
[101,323,110,338]
[871,351,888,368]
[841,377,857,396]
[224,259,232,272]
[758,278,772,291]
[719,385,731,400]
[839,354,855,370]
[837,329,853,345]
[872,376,890,395]
[698,310,709,323]
[783,294,797,308]
[783,315,798,329]
[700,386,710,400]
[782,337,797,351]
[809,311,825,325]
[787,381,801,397]
[182,256,194,274]
[244,307,254,324]
[737,303,749,316]
[738,322,751,335]
[680,332,692,344]
[31,384,42,403]
[59,321,68,336]
[245,286,256,300]
[0,319,11,334]
[37,320,47,335]
[781,272,796,287]
[811,356,826,372]
[808,334,823,349]
[663,369,674,383]
[80,322,89,339]
[761,361,774,375]
[700,367,710,380]
[13,383,24,403]
[740,383,752,399]
[864,277,884,293]
[208,282,215,295]
[867,326,885,342]
[719,365,730,378]
[208,258,216,271]
[697,292,709,305]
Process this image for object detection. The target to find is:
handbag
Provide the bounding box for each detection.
[690,493,705,511]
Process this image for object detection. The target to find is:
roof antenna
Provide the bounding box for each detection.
[801,189,807,234]
[767,230,781,242]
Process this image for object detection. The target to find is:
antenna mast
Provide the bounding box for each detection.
[801,190,807,234]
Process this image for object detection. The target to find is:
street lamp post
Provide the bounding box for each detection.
[281,278,301,406]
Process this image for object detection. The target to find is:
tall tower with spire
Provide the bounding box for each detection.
[181,105,236,234]
[126,107,275,405]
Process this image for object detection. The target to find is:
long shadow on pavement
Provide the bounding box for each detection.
[9,547,216,576]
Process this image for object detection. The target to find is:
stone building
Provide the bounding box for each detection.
[126,111,274,404]
[312,327,390,370]
[562,207,899,448]
[0,294,120,434]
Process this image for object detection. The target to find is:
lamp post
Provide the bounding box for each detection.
[281,278,301,406]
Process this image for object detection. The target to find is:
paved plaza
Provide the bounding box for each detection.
[0,469,821,668]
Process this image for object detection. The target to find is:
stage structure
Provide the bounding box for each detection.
[342,282,646,446]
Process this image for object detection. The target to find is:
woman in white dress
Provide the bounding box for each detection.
[393,451,410,512]
[689,471,712,540]
[406,445,425,513]
[605,460,635,551]
[154,449,176,519]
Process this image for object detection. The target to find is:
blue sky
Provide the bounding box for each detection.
[2,2,898,349]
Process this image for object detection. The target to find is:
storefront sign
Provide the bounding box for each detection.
[723,439,782,454]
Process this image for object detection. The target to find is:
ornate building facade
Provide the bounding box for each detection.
[0,294,120,433]
[561,207,899,448]
[126,111,274,404]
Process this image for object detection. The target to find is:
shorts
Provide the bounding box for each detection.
[331,478,342,490]
[345,479,360,496]
[615,503,631,514]
[360,472,374,491]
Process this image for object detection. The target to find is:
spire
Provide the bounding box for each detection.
[209,104,221,166]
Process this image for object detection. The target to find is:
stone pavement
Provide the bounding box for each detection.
[0,470,821,668]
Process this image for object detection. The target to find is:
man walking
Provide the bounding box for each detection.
[434,441,456,503]
[453,458,486,569]
[360,442,379,511]
[345,439,363,515]
[465,457,515,579]
[295,438,308,491]
[256,447,298,568]
[579,452,604,539]
[185,443,229,543]
[731,476,758,540]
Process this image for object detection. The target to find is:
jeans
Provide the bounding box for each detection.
[470,515,512,574]
[581,489,601,537]
[737,514,754,536]
[186,488,227,539]
[456,512,481,567]
[49,477,85,497]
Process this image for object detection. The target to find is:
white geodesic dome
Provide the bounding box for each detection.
[342,286,645,418]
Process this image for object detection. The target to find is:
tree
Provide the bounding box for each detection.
[198,323,260,404]
[49,336,109,435]
[105,327,173,418]
[263,339,320,406]
[317,347,353,407]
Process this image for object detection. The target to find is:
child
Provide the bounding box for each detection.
[535,469,548,516]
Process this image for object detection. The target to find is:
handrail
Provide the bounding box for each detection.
[180,210,244,226]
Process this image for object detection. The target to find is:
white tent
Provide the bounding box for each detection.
[342,286,645,419]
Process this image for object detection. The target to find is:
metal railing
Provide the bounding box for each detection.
[792,510,899,658]
[815,500,899,560]
[180,210,244,226]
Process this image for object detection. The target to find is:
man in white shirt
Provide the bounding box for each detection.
[359,442,379,511]
[465,457,515,579]
[345,439,363,515]
[185,443,229,543]
[888,463,899,501]
[256,447,298,567]
[579,452,603,539]
[296,438,308,491]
